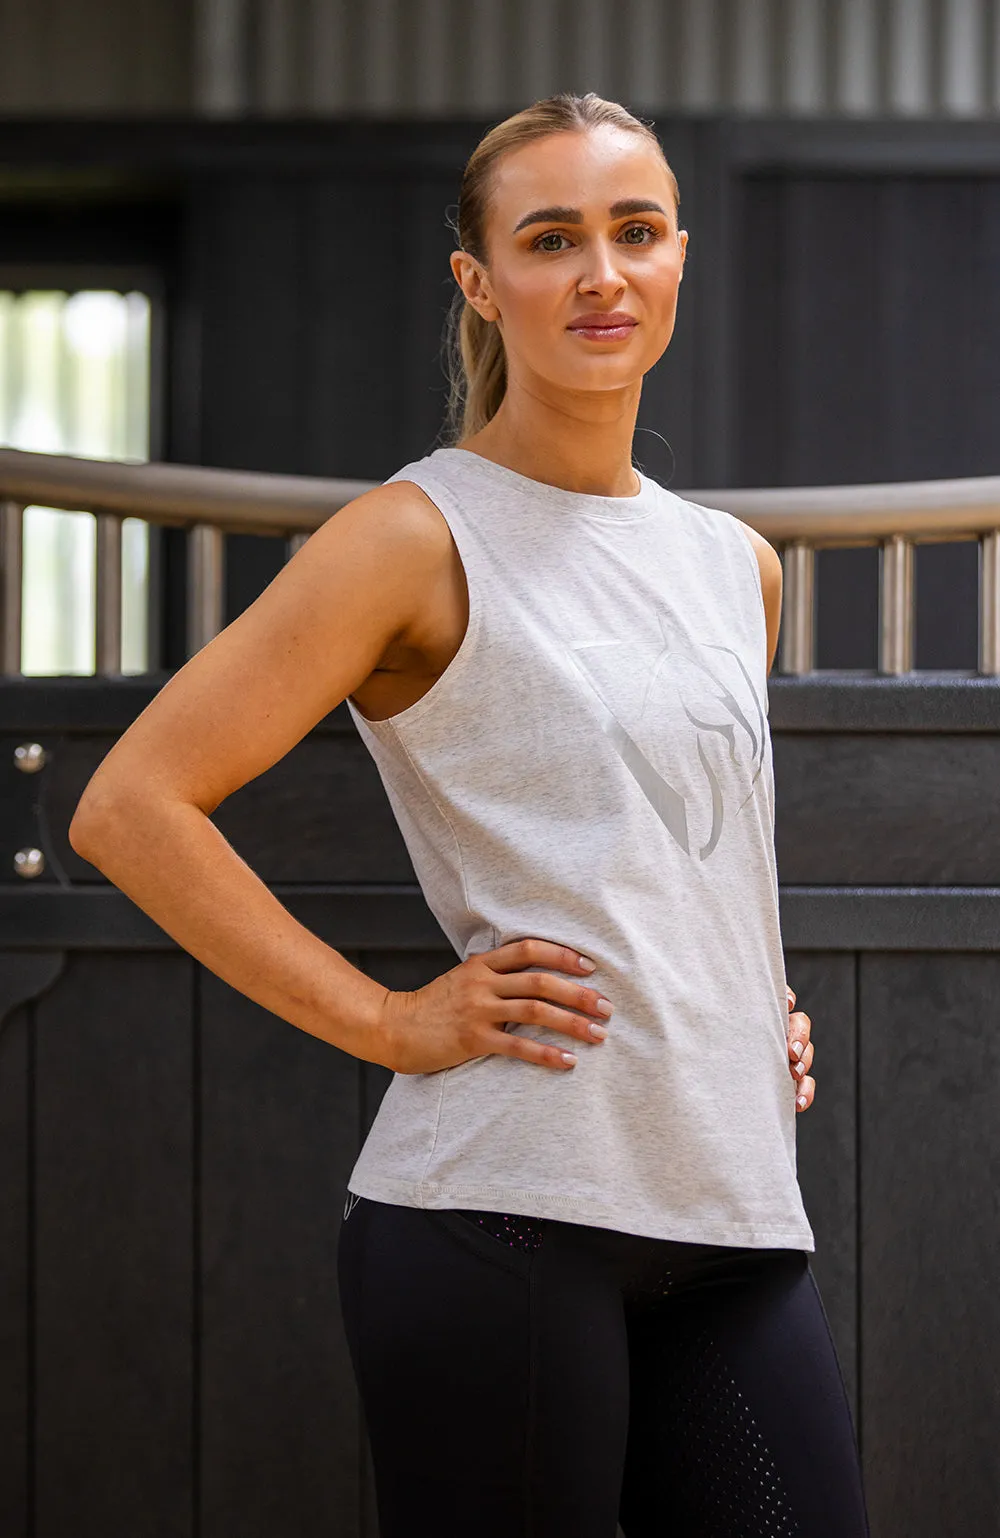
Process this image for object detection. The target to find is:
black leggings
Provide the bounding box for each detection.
[337,1193,870,1538]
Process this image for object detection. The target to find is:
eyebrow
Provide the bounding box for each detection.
[512,198,668,234]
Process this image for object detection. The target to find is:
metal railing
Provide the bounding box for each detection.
[1,446,999,677]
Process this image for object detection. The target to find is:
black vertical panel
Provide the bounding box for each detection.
[733,171,784,490]
[859,953,1000,1538]
[882,178,1000,481]
[0,951,64,1538]
[300,172,413,483]
[782,950,859,1423]
[882,178,995,671]
[199,962,366,1538]
[397,170,467,462]
[188,178,308,622]
[0,1002,30,1538]
[34,951,194,1538]
[196,178,308,474]
[691,120,740,487]
[782,177,889,486]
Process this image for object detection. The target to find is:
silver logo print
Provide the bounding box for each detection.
[343,1190,361,1220]
[567,630,767,861]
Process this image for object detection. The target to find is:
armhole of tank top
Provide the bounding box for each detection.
[727,514,769,641]
[713,506,771,700]
[352,468,484,736]
[681,496,772,714]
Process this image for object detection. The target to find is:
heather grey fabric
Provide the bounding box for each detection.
[345,446,814,1251]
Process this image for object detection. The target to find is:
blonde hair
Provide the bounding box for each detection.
[441,91,680,445]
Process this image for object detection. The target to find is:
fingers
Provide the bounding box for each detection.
[485,936,597,977]
[493,968,612,1021]
[789,1037,814,1082]
[491,1030,584,1071]
[787,1007,811,1060]
[795,1074,815,1112]
[477,939,612,1069]
[491,987,612,1049]
[787,1003,814,1106]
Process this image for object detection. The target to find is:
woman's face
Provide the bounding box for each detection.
[451,125,688,397]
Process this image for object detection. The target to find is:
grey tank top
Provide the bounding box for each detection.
[345,445,815,1252]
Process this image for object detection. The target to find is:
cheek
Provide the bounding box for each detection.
[496,274,562,344]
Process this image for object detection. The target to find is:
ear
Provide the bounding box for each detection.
[678,228,689,278]
[449,250,500,323]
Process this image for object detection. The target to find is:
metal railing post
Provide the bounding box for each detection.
[95,511,123,676]
[980,530,1000,676]
[187,524,226,658]
[0,499,23,676]
[779,540,816,674]
[879,534,915,674]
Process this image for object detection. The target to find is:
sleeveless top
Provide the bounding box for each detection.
[344,446,815,1252]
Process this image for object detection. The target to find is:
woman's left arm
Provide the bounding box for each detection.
[735,519,817,1113]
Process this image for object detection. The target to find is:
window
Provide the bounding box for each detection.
[0,286,154,674]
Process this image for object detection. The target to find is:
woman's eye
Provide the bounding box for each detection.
[621,222,659,244]
[531,223,660,253]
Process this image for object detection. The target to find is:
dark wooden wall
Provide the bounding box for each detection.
[3,117,1000,1538]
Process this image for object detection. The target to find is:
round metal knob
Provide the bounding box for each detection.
[14,742,47,773]
[14,847,46,879]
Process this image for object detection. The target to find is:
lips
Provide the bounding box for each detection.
[568,312,637,331]
[567,312,638,342]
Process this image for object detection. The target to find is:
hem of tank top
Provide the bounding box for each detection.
[433,446,664,523]
[344,1179,816,1252]
[349,469,486,734]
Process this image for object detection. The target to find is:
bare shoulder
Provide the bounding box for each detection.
[311,475,455,568]
[69,475,459,824]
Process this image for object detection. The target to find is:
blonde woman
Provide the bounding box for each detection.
[71,94,868,1537]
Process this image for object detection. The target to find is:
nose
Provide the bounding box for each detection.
[578,236,627,295]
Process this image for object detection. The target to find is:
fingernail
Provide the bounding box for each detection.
[796,1094,808,1109]
[795,1061,806,1077]
[595,997,613,1016]
[791,1040,804,1058]
[561,1051,578,1065]
[578,956,595,972]
[589,1022,608,1040]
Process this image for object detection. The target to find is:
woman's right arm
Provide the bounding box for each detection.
[68,483,450,1068]
[69,482,613,1074]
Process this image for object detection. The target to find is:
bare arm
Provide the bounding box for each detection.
[69,482,453,1067]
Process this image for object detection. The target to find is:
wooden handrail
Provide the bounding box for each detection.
[2,447,1000,677]
[2,445,1000,541]
[0,448,375,536]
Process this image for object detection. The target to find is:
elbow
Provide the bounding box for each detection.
[68,788,122,864]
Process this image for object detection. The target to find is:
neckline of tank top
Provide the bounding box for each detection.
[430,446,664,523]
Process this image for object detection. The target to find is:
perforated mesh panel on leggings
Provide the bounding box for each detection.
[627,1317,801,1535]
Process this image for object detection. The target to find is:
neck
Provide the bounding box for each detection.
[461,379,642,498]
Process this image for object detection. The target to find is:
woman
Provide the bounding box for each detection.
[70,93,867,1537]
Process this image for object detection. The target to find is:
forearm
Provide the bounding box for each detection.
[71,794,391,1065]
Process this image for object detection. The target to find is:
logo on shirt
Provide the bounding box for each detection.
[567,626,767,861]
